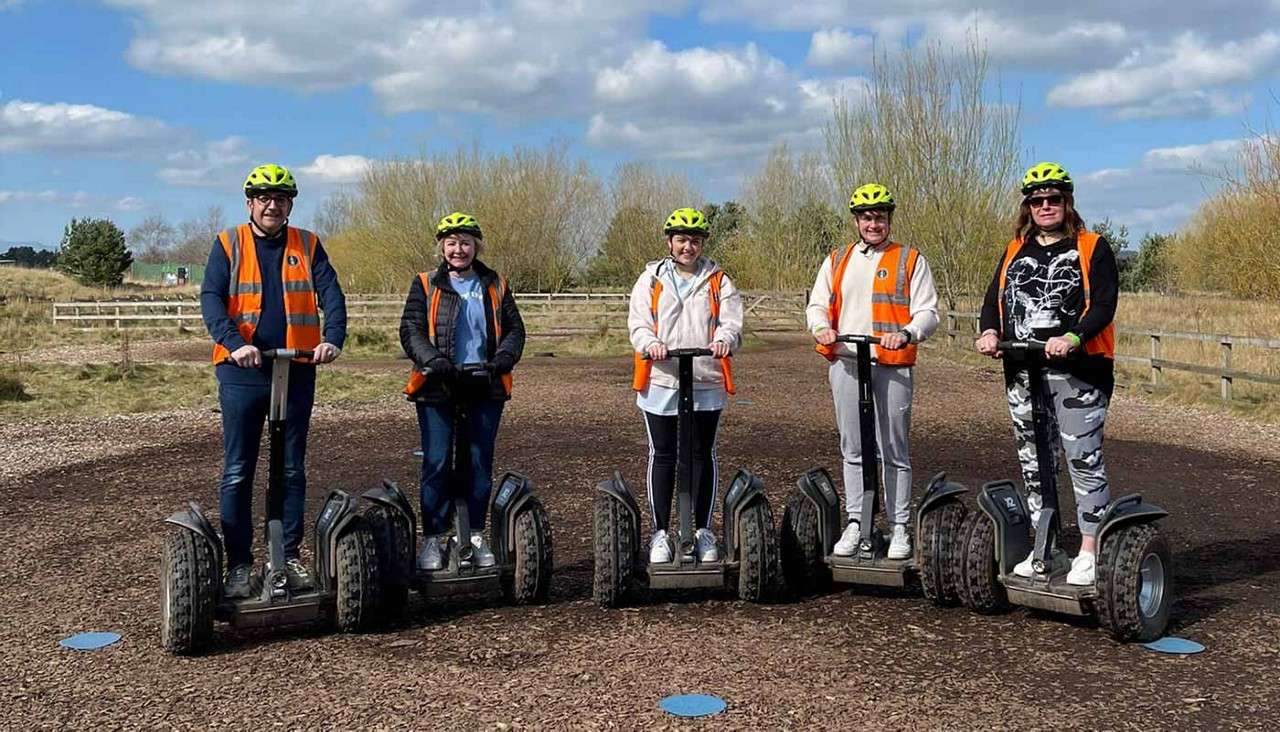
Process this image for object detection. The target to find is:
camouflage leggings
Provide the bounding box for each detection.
[1006,368,1110,537]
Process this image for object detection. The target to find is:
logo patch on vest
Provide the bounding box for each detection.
[287,255,300,267]
[876,268,888,280]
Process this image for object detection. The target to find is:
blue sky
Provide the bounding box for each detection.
[2,1,1278,249]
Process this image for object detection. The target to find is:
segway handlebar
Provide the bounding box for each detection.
[416,361,494,375]
[833,334,882,345]
[639,347,720,360]
[261,348,314,361]
[996,339,1045,353]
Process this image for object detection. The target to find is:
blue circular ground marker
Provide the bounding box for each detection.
[1143,637,1205,655]
[59,632,122,651]
[660,694,727,718]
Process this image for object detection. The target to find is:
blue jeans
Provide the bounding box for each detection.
[218,377,314,568]
[416,400,504,535]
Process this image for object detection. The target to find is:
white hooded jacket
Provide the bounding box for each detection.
[627,256,743,391]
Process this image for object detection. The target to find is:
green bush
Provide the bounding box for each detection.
[0,372,30,402]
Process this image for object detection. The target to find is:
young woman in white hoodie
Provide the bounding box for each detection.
[627,208,744,564]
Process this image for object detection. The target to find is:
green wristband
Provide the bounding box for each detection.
[1064,332,1082,347]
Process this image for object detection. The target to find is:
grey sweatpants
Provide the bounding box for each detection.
[1007,368,1110,537]
[829,359,913,525]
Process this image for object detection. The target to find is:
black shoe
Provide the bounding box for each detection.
[284,557,314,591]
[224,564,253,599]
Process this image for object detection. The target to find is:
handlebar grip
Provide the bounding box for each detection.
[262,348,315,360]
[833,334,882,345]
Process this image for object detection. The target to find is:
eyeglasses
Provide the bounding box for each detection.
[1026,194,1064,209]
[251,193,294,206]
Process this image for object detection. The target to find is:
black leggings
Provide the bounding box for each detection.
[643,409,721,533]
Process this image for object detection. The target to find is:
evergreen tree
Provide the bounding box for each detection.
[57,218,133,286]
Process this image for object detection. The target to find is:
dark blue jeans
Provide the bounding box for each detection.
[217,377,314,568]
[416,399,505,535]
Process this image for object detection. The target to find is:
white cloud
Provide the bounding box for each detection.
[298,154,373,184]
[158,136,253,188]
[1111,90,1251,120]
[1047,31,1280,112]
[806,29,874,68]
[0,99,174,153]
[588,41,867,164]
[1074,138,1245,236]
[106,1,673,116]
[1141,138,1248,171]
[0,189,143,211]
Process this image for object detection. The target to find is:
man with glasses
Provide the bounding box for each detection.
[806,183,940,561]
[200,163,347,599]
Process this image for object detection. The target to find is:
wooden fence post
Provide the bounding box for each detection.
[947,313,956,347]
[1150,334,1162,388]
[1220,337,1233,402]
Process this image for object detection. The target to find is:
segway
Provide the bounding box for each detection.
[780,334,968,604]
[955,339,1173,641]
[160,349,380,655]
[361,362,552,620]
[592,348,778,607]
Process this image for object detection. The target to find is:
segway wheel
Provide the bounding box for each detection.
[160,529,217,655]
[1096,523,1173,642]
[737,499,779,603]
[918,499,967,607]
[504,499,554,605]
[780,490,830,596]
[592,493,635,608]
[334,524,379,633]
[364,504,412,623]
[957,510,1010,614]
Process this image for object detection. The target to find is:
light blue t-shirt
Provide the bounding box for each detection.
[451,274,488,366]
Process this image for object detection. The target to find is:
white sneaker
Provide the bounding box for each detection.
[833,521,861,557]
[1013,555,1034,578]
[470,532,496,568]
[417,535,443,571]
[649,530,672,564]
[887,524,911,560]
[695,528,719,562]
[1066,551,1096,586]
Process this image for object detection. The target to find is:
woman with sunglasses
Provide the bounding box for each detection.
[974,162,1119,586]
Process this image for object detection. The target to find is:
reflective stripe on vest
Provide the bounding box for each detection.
[813,242,919,366]
[210,224,321,363]
[996,232,1115,359]
[404,272,513,396]
[630,270,736,395]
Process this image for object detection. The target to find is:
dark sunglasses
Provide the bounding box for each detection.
[1025,194,1065,208]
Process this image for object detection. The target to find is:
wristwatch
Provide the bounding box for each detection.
[900,329,913,344]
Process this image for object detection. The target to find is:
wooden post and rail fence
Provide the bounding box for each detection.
[51,295,1280,403]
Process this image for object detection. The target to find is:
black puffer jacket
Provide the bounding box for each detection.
[399,260,525,404]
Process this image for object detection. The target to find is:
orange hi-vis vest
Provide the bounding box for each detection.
[996,231,1115,359]
[210,224,321,364]
[630,270,736,395]
[814,241,920,366]
[403,272,514,397]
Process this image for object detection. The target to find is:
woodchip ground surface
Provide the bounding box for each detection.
[2,338,1278,729]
